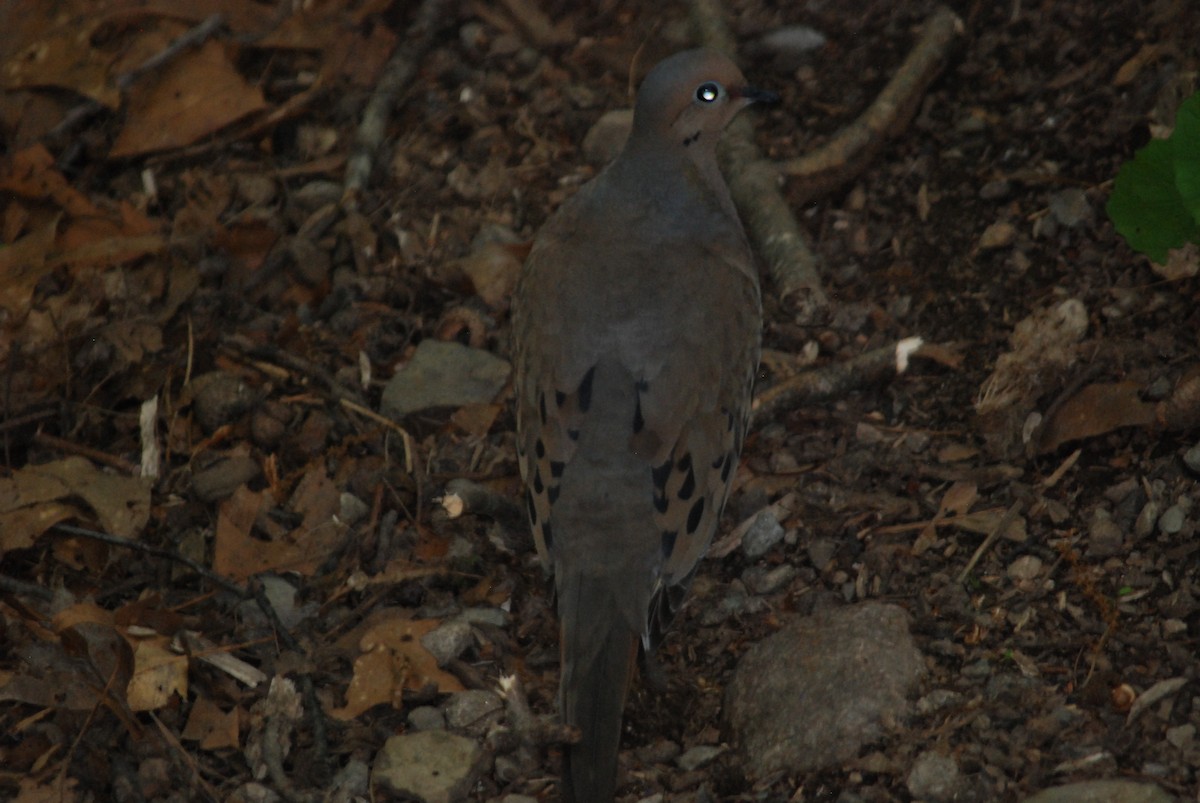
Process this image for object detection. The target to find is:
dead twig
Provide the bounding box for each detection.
[689,0,828,320]
[778,6,964,201]
[33,431,139,474]
[955,501,1024,585]
[752,337,923,420]
[689,1,963,323]
[50,14,226,139]
[344,0,459,202]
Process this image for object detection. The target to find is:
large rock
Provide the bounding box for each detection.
[725,602,925,777]
[381,339,510,419]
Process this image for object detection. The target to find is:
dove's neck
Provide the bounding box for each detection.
[612,136,738,223]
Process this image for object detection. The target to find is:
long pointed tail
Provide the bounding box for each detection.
[557,574,640,803]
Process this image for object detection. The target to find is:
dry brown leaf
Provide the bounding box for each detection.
[1037,382,1156,454]
[330,614,464,720]
[110,40,268,158]
[126,635,188,711]
[181,697,241,750]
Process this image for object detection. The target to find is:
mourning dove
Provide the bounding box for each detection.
[511,49,773,802]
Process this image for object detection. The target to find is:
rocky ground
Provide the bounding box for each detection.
[1,0,1199,801]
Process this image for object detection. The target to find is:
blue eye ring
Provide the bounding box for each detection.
[696,82,722,103]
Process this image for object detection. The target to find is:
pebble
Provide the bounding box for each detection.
[420,620,475,666]
[1185,443,1200,473]
[677,745,725,771]
[407,705,446,731]
[1087,511,1124,557]
[978,220,1017,249]
[906,751,961,801]
[743,564,797,595]
[1047,188,1092,228]
[1134,500,1160,539]
[381,340,511,418]
[442,689,504,735]
[916,689,964,716]
[742,508,786,558]
[1007,555,1043,582]
[1158,504,1186,535]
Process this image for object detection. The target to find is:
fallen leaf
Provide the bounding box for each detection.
[1038,382,1156,453]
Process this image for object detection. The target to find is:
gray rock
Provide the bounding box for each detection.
[1158,504,1186,535]
[1134,500,1161,539]
[1087,510,1124,557]
[324,757,369,803]
[677,744,725,771]
[1022,779,1174,803]
[372,731,485,803]
[725,602,925,777]
[906,751,961,801]
[1048,188,1092,228]
[442,689,504,735]
[743,563,797,595]
[742,508,786,558]
[421,620,475,666]
[407,705,446,731]
[1184,443,1200,474]
[381,340,510,419]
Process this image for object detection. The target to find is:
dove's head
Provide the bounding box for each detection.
[629,48,777,153]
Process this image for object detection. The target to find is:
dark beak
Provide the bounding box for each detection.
[736,86,780,105]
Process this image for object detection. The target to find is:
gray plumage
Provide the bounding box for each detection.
[511,48,770,803]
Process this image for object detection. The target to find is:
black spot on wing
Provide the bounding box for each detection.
[567,428,580,441]
[532,467,544,494]
[661,530,677,558]
[535,438,545,458]
[651,459,672,490]
[548,485,560,504]
[653,494,669,514]
[678,465,695,500]
[686,497,705,533]
[577,366,596,413]
[720,453,734,483]
[549,460,564,478]
[542,521,553,552]
[633,394,645,434]
[554,389,567,407]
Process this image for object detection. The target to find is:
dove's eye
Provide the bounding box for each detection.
[695,82,722,103]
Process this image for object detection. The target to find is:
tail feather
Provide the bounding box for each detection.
[558,573,640,803]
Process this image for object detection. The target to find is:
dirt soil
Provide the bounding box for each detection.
[2,0,1200,801]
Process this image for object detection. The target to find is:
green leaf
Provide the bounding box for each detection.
[1107,135,1200,263]
[1174,93,1200,225]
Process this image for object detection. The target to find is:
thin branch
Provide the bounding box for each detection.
[344,0,459,202]
[778,6,964,205]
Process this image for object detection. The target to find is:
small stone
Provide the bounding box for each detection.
[372,731,485,803]
[906,751,961,801]
[807,537,840,570]
[1166,724,1195,749]
[1163,618,1187,636]
[636,739,681,765]
[978,221,1017,249]
[407,706,446,731]
[743,563,798,595]
[1087,512,1124,557]
[1007,555,1043,582]
[1134,501,1160,539]
[916,689,964,716]
[1184,443,1200,474]
[742,508,786,558]
[677,744,725,771]
[190,371,255,434]
[381,340,511,419]
[442,689,504,735]
[1047,188,1092,228]
[979,179,1012,200]
[421,620,475,665]
[1158,505,1186,535]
